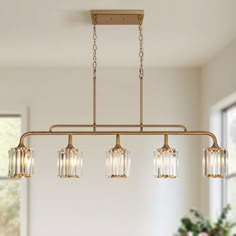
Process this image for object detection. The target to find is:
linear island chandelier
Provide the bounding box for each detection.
[8,10,228,179]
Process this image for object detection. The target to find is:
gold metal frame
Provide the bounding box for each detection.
[18,126,219,149]
[16,10,221,152]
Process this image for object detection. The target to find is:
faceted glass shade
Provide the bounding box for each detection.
[58,148,83,178]
[106,147,130,178]
[153,147,177,178]
[8,146,34,178]
[203,147,228,178]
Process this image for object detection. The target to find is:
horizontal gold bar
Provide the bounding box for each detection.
[49,124,187,132]
[91,10,144,25]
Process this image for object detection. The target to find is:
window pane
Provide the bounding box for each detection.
[0,116,21,236]
[0,117,21,176]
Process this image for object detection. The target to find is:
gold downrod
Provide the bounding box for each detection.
[164,134,168,146]
[68,134,72,145]
[66,134,74,149]
[140,77,143,131]
[116,134,120,146]
[93,76,96,131]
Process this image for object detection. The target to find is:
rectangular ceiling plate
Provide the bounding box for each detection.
[91,10,144,25]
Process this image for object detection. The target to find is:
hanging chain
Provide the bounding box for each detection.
[92,16,97,131]
[93,20,97,80]
[138,17,144,79]
[138,16,144,131]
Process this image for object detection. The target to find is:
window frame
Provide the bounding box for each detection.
[0,109,29,236]
[208,93,236,218]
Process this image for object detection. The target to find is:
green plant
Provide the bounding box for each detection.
[177,205,236,236]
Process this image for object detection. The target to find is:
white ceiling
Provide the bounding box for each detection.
[1,0,236,67]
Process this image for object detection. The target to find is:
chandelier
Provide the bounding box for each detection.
[8,10,228,179]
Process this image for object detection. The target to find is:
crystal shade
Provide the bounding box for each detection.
[153,146,177,178]
[106,134,130,178]
[8,146,34,178]
[106,148,130,178]
[106,147,130,178]
[58,148,83,178]
[203,147,228,178]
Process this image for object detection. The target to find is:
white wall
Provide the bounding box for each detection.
[201,38,236,216]
[0,67,201,236]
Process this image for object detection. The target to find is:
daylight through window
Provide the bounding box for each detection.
[0,116,22,236]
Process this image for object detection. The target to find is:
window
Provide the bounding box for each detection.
[0,115,26,236]
[222,104,236,232]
